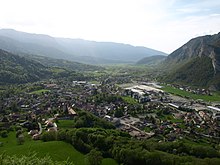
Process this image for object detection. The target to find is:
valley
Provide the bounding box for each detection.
[0,30,220,165]
[1,61,220,164]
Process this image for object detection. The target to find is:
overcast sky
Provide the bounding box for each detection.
[0,0,220,53]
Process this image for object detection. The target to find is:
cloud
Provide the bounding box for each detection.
[0,0,219,53]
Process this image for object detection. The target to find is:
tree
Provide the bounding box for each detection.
[1,131,8,138]
[114,108,123,118]
[41,131,57,142]
[11,102,19,112]
[86,149,103,165]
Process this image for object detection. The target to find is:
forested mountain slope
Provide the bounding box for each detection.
[163,32,220,89]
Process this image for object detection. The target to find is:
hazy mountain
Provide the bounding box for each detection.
[0,29,166,64]
[23,54,103,71]
[56,38,167,63]
[163,32,220,89]
[0,31,74,60]
[136,55,166,65]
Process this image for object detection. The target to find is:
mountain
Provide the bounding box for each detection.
[0,30,74,60]
[163,32,220,89]
[0,29,166,64]
[136,55,166,65]
[0,49,101,84]
[23,54,103,71]
[0,49,50,84]
[56,38,167,63]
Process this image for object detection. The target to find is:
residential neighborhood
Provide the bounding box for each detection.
[1,78,220,142]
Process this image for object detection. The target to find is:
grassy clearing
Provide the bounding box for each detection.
[57,120,74,128]
[0,141,86,164]
[29,89,50,94]
[122,96,137,104]
[51,68,66,73]
[0,132,117,165]
[102,158,118,165]
[159,114,184,123]
[162,85,220,102]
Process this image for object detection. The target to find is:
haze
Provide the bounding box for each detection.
[0,0,220,53]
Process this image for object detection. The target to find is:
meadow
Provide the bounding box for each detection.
[162,85,220,102]
[0,131,117,165]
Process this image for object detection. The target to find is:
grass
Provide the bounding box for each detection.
[0,132,117,165]
[102,158,118,165]
[162,85,220,102]
[29,89,50,94]
[57,120,74,128]
[51,68,66,73]
[158,114,184,123]
[144,127,152,132]
[122,96,138,104]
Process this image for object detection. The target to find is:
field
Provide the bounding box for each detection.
[29,89,50,94]
[122,96,138,104]
[162,86,220,102]
[51,68,66,73]
[57,120,75,128]
[159,114,184,123]
[0,132,117,165]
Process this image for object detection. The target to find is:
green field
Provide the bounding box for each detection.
[159,114,184,123]
[29,89,50,94]
[0,132,117,165]
[51,68,66,73]
[162,86,220,102]
[57,120,74,128]
[122,96,138,104]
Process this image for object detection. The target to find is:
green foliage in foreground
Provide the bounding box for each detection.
[0,153,74,165]
[162,85,220,102]
[41,126,220,165]
[0,131,117,165]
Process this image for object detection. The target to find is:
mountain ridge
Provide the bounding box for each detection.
[163,32,220,89]
[0,48,102,84]
[0,29,167,64]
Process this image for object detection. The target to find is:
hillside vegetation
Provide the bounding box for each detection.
[163,32,220,89]
[136,55,166,66]
[0,49,50,84]
[0,49,102,84]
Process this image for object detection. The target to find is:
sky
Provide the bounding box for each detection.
[0,0,220,53]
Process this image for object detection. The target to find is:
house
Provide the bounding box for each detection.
[207,106,220,115]
[68,107,77,116]
[168,103,179,109]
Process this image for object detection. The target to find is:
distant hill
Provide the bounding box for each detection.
[23,54,103,71]
[0,29,166,64]
[0,48,104,84]
[163,32,220,90]
[136,55,166,65]
[0,49,50,84]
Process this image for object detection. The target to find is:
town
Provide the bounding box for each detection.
[1,75,220,144]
